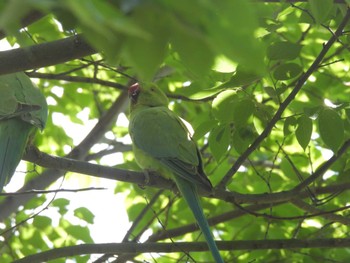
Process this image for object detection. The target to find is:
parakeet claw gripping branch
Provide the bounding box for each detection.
[128,83,224,263]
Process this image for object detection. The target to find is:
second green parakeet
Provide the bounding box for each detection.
[128,83,223,263]
[0,72,48,192]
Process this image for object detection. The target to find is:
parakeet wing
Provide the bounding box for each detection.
[0,73,48,129]
[0,72,48,191]
[130,106,212,190]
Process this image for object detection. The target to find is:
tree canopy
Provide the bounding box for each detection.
[1,0,350,262]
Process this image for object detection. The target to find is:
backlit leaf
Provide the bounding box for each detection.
[267,41,302,60]
[273,63,302,80]
[318,108,344,152]
[208,124,230,161]
[296,115,313,150]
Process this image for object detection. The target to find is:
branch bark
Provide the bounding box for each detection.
[27,72,125,91]
[13,239,350,263]
[0,34,96,75]
[10,143,350,207]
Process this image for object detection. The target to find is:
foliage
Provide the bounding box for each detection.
[1,0,350,262]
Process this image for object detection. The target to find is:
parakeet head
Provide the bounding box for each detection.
[128,83,169,110]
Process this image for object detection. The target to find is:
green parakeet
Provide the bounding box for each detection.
[0,72,48,192]
[128,83,223,263]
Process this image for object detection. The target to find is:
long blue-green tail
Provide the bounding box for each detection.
[173,176,224,263]
[0,119,32,192]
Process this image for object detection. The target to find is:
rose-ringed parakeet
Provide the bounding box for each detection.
[0,72,47,192]
[128,83,223,263]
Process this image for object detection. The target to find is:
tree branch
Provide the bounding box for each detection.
[20,145,350,207]
[0,34,96,75]
[22,146,173,190]
[13,239,350,263]
[27,72,126,91]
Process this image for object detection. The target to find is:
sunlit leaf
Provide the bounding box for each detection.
[212,90,237,123]
[74,207,95,224]
[318,108,344,152]
[33,216,52,229]
[296,115,313,150]
[308,0,334,24]
[232,98,255,127]
[208,124,230,161]
[66,225,94,243]
[283,116,297,136]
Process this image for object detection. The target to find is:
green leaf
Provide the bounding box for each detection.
[51,198,70,214]
[232,126,256,154]
[218,68,260,89]
[207,0,265,74]
[66,225,93,243]
[123,5,169,81]
[128,202,147,222]
[171,23,214,80]
[33,216,52,229]
[273,63,302,80]
[232,98,255,127]
[264,86,279,103]
[212,90,237,123]
[283,116,297,136]
[74,207,95,224]
[66,0,146,38]
[296,115,313,150]
[208,124,230,162]
[267,41,302,60]
[193,120,217,141]
[318,108,344,152]
[308,0,334,24]
[304,106,322,118]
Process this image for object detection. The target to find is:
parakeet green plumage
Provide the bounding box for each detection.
[0,72,48,192]
[128,83,223,263]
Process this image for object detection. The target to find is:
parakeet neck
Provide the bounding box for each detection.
[130,104,166,115]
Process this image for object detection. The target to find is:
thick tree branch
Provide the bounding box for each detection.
[218,7,350,189]
[13,239,350,263]
[19,145,350,207]
[21,146,172,190]
[0,34,96,75]
[26,72,126,90]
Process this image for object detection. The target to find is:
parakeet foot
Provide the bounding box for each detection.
[138,170,151,189]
